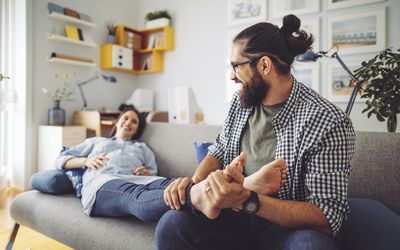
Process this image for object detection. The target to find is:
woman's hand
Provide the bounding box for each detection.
[132,166,150,176]
[85,153,108,170]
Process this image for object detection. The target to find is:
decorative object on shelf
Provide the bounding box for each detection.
[106,20,116,43]
[77,72,117,110]
[352,48,400,132]
[48,100,66,126]
[145,10,171,29]
[42,72,76,125]
[296,46,363,116]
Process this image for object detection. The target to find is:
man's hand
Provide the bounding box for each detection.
[206,169,250,209]
[85,153,108,170]
[163,177,193,210]
[132,166,150,176]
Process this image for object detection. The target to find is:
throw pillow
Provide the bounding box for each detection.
[193,141,213,163]
[65,168,86,198]
[30,169,73,194]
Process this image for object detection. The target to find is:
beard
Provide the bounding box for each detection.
[239,70,269,108]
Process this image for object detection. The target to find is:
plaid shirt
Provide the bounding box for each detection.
[208,79,355,235]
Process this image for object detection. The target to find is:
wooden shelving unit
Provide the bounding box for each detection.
[101,25,174,74]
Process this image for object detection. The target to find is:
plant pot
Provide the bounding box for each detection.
[48,100,65,126]
[145,18,170,29]
[107,35,116,44]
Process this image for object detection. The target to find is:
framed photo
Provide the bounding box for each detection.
[227,0,267,26]
[327,8,386,55]
[301,19,320,52]
[327,0,386,10]
[269,0,319,19]
[292,62,320,93]
[325,60,364,102]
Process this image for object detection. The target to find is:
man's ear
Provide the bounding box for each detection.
[259,56,272,76]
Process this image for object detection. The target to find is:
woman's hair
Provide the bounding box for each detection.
[233,14,314,75]
[109,106,146,140]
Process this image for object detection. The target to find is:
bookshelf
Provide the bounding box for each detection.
[101,25,174,74]
[48,12,96,28]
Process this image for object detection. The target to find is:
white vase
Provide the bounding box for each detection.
[145,18,170,29]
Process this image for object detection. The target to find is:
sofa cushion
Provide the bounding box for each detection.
[339,198,400,250]
[193,141,213,163]
[65,168,86,198]
[30,169,73,194]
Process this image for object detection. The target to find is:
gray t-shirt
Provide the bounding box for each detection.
[241,102,285,176]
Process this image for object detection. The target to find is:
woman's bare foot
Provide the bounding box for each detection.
[243,158,287,195]
[190,179,221,219]
[224,152,246,180]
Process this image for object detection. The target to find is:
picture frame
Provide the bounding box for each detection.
[227,0,267,26]
[301,19,320,52]
[326,8,386,55]
[325,60,364,103]
[269,0,319,19]
[327,0,386,10]
[292,62,320,93]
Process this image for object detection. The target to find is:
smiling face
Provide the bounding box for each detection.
[114,110,140,140]
[230,41,269,107]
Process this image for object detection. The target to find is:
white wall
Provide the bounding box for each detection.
[133,0,400,130]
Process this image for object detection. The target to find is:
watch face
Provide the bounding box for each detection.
[245,202,257,213]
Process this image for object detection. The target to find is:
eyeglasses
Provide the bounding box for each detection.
[231,57,261,73]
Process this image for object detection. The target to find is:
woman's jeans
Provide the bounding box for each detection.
[91,178,175,222]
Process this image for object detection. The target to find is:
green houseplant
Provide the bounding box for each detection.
[145,10,171,29]
[106,20,116,43]
[353,48,400,132]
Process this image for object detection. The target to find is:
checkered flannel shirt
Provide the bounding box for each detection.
[208,78,355,236]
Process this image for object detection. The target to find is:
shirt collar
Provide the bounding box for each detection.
[273,77,300,127]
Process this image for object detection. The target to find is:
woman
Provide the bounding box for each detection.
[56,107,173,222]
[56,107,287,222]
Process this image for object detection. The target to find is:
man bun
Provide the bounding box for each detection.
[281,14,301,34]
[280,14,314,57]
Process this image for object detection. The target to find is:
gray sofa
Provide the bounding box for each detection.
[8,123,400,250]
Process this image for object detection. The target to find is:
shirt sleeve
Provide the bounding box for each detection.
[305,117,355,236]
[141,143,158,176]
[54,137,101,170]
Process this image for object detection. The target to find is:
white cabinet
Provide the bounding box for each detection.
[111,45,133,70]
[38,126,86,172]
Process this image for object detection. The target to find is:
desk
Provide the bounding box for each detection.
[72,111,120,137]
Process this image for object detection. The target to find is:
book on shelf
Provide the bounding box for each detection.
[64,8,80,19]
[147,32,164,49]
[77,28,84,41]
[147,34,156,49]
[140,54,152,71]
[65,25,80,40]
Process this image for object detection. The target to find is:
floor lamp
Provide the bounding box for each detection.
[77,73,117,110]
[296,48,363,116]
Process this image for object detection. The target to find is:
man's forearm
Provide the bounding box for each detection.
[192,155,221,183]
[256,195,332,236]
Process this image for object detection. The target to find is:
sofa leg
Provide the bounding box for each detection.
[5,223,20,250]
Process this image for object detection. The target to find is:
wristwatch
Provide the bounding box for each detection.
[243,190,260,215]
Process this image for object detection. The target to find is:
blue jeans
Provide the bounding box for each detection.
[156,209,339,250]
[92,178,175,222]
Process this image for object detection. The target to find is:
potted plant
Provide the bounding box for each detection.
[353,48,400,132]
[145,10,171,29]
[106,20,116,43]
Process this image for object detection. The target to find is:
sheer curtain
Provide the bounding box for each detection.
[0,0,15,196]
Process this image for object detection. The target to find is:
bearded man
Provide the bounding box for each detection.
[158,14,355,250]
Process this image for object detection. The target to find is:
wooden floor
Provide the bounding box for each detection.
[0,187,72,250]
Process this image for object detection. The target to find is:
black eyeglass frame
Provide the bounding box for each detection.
[230,56,262,73]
